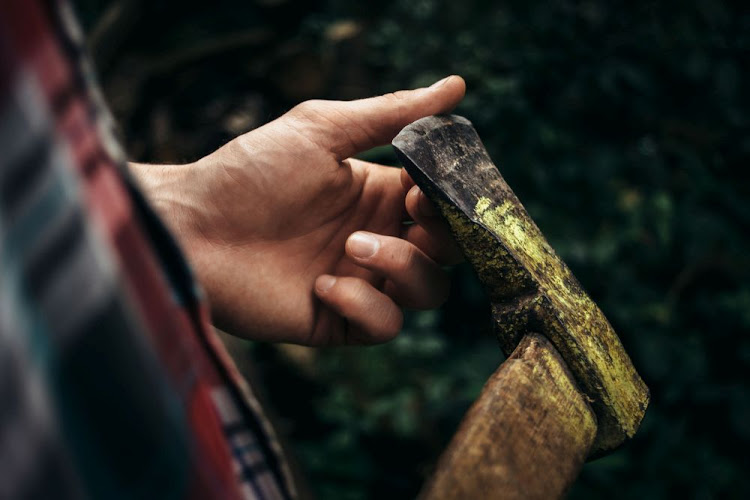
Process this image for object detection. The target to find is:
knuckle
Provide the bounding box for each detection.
[339,279,370,312]
[336,279,357,303]
[393,243,418,274]
[383,90,410,102]
[291,99,325,119]
[381,91,400,103]
[380,92,408,121]
[351,280,371,306]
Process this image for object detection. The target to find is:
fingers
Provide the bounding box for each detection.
[313,228,455,344]
[404,185,464,265]
[401,170,464,264]
[345,232,450,309]
[314,275,403,343]
[289,75,466,161]
[400,167,416,191]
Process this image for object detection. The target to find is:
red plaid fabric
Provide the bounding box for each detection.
[0,1,296,498]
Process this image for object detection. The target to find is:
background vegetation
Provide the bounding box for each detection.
[79,0,749,497]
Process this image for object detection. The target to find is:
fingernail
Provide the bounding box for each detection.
[417,189,437,216]
[317,275,337,293]
[348,232,380,259]
[429,76,452,89]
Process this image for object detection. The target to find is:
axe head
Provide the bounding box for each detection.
[393,114,649,455]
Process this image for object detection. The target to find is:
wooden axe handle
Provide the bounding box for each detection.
[418,334,596,499]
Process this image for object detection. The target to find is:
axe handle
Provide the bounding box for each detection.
[419,334,597,500]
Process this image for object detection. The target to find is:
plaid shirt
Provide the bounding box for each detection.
[0,1,296,498]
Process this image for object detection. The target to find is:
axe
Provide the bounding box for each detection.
[392,115,649,499]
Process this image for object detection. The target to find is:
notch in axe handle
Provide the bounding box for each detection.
[392,115,648,498]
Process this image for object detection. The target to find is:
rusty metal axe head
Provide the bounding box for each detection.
[392,114,649,455]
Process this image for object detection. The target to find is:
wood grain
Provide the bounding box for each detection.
[419,334,597,500]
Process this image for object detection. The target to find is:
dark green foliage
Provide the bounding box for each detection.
[82,0,749,497]
[294,1,749,498]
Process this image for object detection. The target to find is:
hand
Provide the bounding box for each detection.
[131,76,466,345]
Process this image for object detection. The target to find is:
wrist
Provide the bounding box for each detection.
[128,161,204,253]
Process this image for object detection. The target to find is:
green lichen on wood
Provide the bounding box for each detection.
[393,114,649,455]
[472,195,648,452]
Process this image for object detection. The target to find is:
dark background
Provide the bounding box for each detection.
[77,0,749,498]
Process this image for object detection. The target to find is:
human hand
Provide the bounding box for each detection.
[131,76,466,345]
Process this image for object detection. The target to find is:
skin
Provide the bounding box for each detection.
[130,76,466,346]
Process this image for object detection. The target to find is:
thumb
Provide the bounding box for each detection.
[287,75,466,161]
